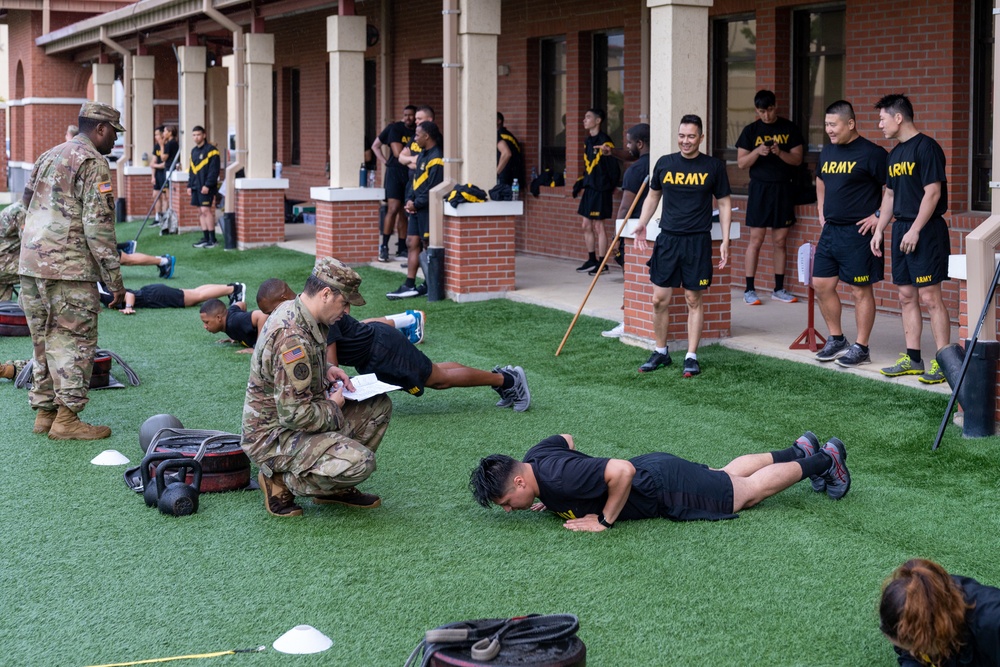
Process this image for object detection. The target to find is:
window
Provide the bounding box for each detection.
[793,8,846,155]
[972,0,993,211]
[593,30,626,149]
[540,37,567,175]
[711,15,756,193]
[290,68,301,165]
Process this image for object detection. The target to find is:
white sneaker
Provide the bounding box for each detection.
[602,323,625,338]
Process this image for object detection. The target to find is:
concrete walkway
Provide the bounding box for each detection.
[278,223,952,395]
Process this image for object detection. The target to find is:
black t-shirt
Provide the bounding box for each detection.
[496,126,524,186]
[162,139,179,171]
[735,117,805,182]
[817,136,887,225]
[621,153,650,218]
[226,305,257,348]
[524,435,660,522]
[649,152,731,234]
[582,132,618,192]
[381,122,413,170]
[325,314,375,369]
[887,133,948,223]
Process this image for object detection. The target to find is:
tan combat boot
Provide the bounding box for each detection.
[47,405,112,441]
[258,470,303,517]
[1,363,15,380]
[32,408,58,434]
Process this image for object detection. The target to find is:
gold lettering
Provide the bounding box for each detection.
[853,275,869,283]
[916,275,932,284]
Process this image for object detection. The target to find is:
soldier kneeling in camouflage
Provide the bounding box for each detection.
[242,257,392,517]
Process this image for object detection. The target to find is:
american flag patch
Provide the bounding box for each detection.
[281,346,306,364]
[98,181,113,193]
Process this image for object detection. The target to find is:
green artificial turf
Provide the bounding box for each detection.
[1,221,998,666]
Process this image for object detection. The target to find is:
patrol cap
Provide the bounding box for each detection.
[313,256,365,306]
[79,102,126,133]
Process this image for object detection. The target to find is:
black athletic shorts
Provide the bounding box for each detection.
[647,231,713,291]
[154,171,167,191]
[384,166,409,201]
[891,217,950,287]
[813,223,884,286]
[407,211,430,241]
[577,186,613,220]
[191,186,217,207]
[357,322,433,397]
[746,180,795,229]
[632,452,737,521]
[133,284,184,309]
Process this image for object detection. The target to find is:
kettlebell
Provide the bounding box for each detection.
[141,451,183,508]
[156,459,202,517]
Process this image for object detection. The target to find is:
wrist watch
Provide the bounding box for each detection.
[598,513,614,529]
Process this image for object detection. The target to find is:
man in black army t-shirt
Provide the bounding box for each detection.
[187,125,221,248]
[373,105,417,262]
[812,100,888,368]
[496,112,524,187]
[574,108,619,275]
[632,115,732,378]
[470,431,851,533]
[736,90,805,306]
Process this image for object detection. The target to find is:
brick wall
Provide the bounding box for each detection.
[235,189,285,247]
[443,213,517,297]
[624,237,733,343]
[315,200,383,263]
[125,173,157,219]
[170,181,202,230]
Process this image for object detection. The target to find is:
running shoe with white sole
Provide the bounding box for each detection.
[772,289,798,303]
[815,337,850,362]
[405,310,425,345]
[602,322,625,338]
[835,343,871,368]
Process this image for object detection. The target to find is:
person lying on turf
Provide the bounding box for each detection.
[199,290,265,353]
[880,558,1000,667]
[470,431,850,532]
[99,280,245,316]
[257,277,427,345]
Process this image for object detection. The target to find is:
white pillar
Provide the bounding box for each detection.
[327,15,367,188]
[178,46,207,169]
[92,63,115,106]
[459,0,501,189]
[206,67,228,157]
[131,55,155,165]
[647,0,712,161]
[245,33,275,179]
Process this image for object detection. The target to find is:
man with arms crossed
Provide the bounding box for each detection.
[633,115,732,378]
[869,94,950,384]
[812,100,888,368]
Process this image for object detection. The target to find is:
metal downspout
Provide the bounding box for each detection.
[99,26,131,221]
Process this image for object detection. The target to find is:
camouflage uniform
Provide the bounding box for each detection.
[242,296,392,497]
[0,202,26,301]
[18,132,123,413]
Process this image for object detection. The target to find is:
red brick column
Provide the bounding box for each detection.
[169,172,201,232]
[312,187,384,264]
[234,182,287,248]
[443,202,520,300]
[124,167,157,220]
[622,222,739,345]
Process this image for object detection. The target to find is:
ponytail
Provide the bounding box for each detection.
[879,559,972,662]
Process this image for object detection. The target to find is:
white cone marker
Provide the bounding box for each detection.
[272,625,333,654]
[91,450,130,466]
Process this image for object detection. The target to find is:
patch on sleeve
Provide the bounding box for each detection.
[282,346,305,364]
[292,362,310,380]
[98,181,113,194]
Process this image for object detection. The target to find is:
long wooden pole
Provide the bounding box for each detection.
[556,177,649,356]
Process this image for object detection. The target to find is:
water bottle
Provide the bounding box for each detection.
[359,163,367,187]
[368,170,376,188]
[530,167,537,182]
[274,161,282,179]
[511,178,520,201]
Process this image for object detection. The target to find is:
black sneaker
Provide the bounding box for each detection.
[228,282,246,306]
[378,245,390,262]
[588,264,609,277]
[415,283,428,297]
[794,432,826,493]
[815,337,850,362]
[387,283,419,300]
[395,247,408,259]
[576,258,598,273]
[504,365,531,412]
[192,239,210,248]
[835,343,871,368]
[682,357,701,378]
[493,365,515,408]
[821,437,851,500]
[204,240,218,248]
[639,351,671,373]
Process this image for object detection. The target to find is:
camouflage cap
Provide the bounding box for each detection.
[313,256,365,306]
[79,102,126,132]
